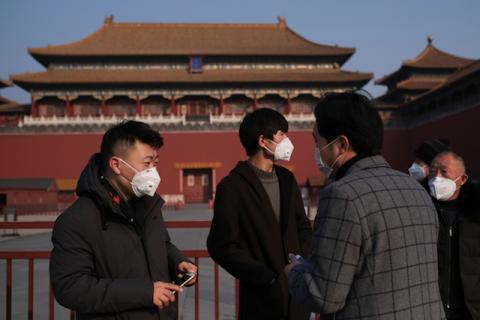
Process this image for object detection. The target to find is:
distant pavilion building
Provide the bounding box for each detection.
[374,37,473,121]
[0,79,27,126]
[10,16,372,132]
[391,59,480,129]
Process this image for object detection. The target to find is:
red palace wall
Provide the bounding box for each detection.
[384,105,480,178]
[0,131,320,194]
[0,189,58,207]
[1,105,478,198]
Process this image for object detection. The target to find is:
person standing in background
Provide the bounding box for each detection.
[429,151,480,319]
[408,138,450,183]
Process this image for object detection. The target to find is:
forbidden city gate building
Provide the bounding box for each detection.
[8,16,372,204]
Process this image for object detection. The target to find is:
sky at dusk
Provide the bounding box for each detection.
[1,0,479,103]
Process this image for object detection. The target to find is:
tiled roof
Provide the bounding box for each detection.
[55,179,77,191]
[0,79,13,88]
[375,38,473,86]
[28,18,355,63]
[12,68,373,87]
[403,44,473,69]
[0,95,14,105]
[0,103,30,114]
[373,77,444,108]
[0,95,24,113]
[401,59,480,108]
[441,59,480,87]
[396,77,444,90]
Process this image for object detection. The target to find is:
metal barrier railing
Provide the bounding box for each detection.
[0,221,241,320]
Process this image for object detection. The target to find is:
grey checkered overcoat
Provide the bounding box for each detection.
[289,155,446,319]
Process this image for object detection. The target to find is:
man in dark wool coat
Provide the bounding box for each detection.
[50,120,197,320]
[207,108,312,320]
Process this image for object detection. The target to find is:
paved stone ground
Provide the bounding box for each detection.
[0,204,237,320]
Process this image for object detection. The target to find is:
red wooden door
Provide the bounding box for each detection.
[183,169,212,203]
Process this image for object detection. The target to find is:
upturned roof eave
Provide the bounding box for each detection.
[11,71,373,90]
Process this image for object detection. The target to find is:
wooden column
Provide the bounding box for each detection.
[253,95,258,111]
[219,95,224,115]
[31,96,38,117]
[101,96,109,116]
[135,95,144,116]
[170,96,177,115]
[286,94,292,114]
[66,95,73,117]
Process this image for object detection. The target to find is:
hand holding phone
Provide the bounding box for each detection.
[288,253,305,264]
[174,272,196,288]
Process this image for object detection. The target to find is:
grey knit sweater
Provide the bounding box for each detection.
[247,162,281,222]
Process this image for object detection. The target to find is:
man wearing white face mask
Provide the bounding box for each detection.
[286,92,445,320]
[408,139,450,184]
[50,120,197,320]
[429,151,480,320]
[207,108,312,320]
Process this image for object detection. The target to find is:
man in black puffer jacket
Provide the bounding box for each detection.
[50,121,197,320]
[429,151,480,320]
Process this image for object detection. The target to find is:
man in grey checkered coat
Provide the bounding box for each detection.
[286,92,445,319]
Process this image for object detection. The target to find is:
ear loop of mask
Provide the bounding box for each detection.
[262,137,277,155]
[117,158,139,173]
[320,137,345,165]
[116,158,139,186]
[452,175,462,191]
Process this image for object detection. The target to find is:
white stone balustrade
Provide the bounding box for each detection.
[19,114,186,127]
[209,114,244,124]
[285,113,315,122]
[18,112,315,128]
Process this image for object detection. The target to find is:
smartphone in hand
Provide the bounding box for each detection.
[174,272,196,287]
[288,253,305,264]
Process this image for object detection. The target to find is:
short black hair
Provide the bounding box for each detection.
[415,139,451,165]
[239,108,288,157]
[314,92,383,155]
[100,120,163,170]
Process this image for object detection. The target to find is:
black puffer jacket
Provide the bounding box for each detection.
[435,181,480,320]
[50,154,187,320]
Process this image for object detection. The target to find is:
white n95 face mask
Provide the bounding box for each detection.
[265,137,294,161]
[408,162,426,182]
[428,176,459,201]
[119,159,161,197]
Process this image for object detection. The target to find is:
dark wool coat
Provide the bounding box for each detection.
[50,154,187,320]
[207,161,312,320]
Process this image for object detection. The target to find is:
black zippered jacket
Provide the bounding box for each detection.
[50,154,187,320]
[435,181,480,320]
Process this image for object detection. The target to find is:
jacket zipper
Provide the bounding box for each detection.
[121,198,160,279]
[137,200,160,280]
[446,225,453,310]
[438,206,453,310]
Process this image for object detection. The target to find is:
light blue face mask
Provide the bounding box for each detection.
[408,162,426,182]
[314,137,343,179]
